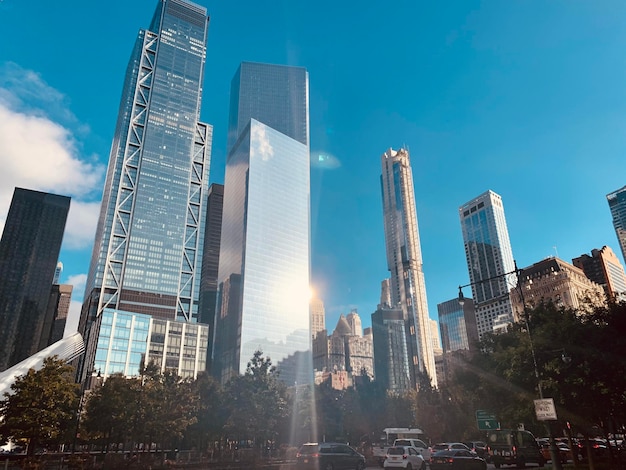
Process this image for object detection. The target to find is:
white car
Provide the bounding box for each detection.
[384,446,426,470]
[394,438,432,462]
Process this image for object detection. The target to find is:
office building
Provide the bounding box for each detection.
[346,309,363,336]
[0,188,70,371]
[371,307,411,394]
[380,148,437,388]
[573,246,626,301]
[78,0,212,382]
[310,297,326,339]
[511,257,605,320]
[212,62,311,385]
[199,183,224,329]
[607,186,626,265]
[459,190,516,338]
[45,283,73,345]
[438,298,478,353]
[312,313,373,379]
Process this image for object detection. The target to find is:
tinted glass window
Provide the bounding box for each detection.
[388,447,406,455]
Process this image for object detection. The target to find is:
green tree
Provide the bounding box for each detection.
[224,351,289,448]
[0,357,79,455]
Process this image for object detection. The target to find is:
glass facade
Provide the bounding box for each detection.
[607,185,626,265]
[380,148,437,388]
[437,298,478,353]
[213,62,311,386]
[79,0,211,382]
[459,190,516,338]
[94,308,208,379]
[371,308,411,394]
[0,188,70,371]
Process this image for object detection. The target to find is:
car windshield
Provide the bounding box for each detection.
[299,445,320,455]
[388,447,407,455]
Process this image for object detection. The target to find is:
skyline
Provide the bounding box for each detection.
[1,0,626,335]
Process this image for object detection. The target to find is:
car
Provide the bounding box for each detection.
[430,449,487,470]
[432,442,472,453]
[486,429,545,468]
[393,438,432,461]
[539,441,571,463]
[296,443,366,470]
[384,446,426,470]
[463,441,488,459]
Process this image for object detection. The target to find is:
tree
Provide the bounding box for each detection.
[0,356,79,455]
[224,351,289,448]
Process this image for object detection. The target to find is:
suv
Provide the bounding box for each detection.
[393,439,432,461]
[486,430,545,468]
[296,443,366,470]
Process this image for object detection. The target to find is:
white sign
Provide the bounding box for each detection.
[534,398,557,421]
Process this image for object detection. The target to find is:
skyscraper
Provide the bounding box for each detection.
[607,186,626,265]
[0,188,70,371]
[573,246,626,301]
[310,297,326,339]
[371,307,411,393]
[459,190,516,338]
[79,0,212,381]
[437,297,478,353]
[380,147,437,388]
[212,62,311,386]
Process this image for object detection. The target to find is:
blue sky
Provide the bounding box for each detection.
[1,0,625,334]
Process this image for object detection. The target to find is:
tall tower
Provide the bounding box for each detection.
[212,62,311,386]
[79,0,212,382]
[310,297,326,338]
[607,186,626,265]
[573,246,626,301]
[380,148,437,388]
[0,188,70,371]
[459,190,516,338]
[437,297,478,353]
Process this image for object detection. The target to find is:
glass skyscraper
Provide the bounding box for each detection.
[380,148,437,388]
[79,0,211,382]
[0,188,70,371]
[459,190,516,338]
[437,297,478,353]
[607,185,626,266]
[212,62,311,386]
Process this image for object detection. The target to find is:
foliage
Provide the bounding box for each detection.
[0,356,79,455]
[223,351,290,446]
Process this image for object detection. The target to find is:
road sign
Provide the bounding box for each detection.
[476,410,499,430]
[534,398,557,421]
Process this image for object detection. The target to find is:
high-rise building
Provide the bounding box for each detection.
[380,148,437,388]
[346,309,363,337]
[437,297,478,353]
[607,186,626,265]
[511,257,605,319]
[212,62,311,386]
[45,283,73,345]
[371,307,411,394]
[310,297,326,339]
[0,188,70,371]
[199,183,224,328]
[573,246,626,301]
[459,190,516,338]
[78,0,212,382]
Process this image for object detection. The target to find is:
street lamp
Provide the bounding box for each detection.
[458,261,564,470]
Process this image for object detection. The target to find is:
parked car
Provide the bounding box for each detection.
[393,438,432,461]
[296,443,366,470]
[384,446,426,470]
[432,442,472,453]
[463,441,488,459]
[430,449,487,470]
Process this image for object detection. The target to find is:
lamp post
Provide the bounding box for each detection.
[458,261,564,470]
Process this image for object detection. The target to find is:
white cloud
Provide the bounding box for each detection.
[0,62,104,243]
[67,273,87,295]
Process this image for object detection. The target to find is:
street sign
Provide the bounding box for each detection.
[476,410,499,430]
[534,398,557,421]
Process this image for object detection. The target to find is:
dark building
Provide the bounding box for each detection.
[0,187,70,371]
[371,307,412,394]
[437,297,479,353]
[45,283,73,346]
[199,183,224,328]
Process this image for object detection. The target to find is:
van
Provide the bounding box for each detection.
[393,439,431,462]
[486,429,545,468]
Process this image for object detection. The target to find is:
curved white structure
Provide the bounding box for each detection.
[0,332,84,397]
